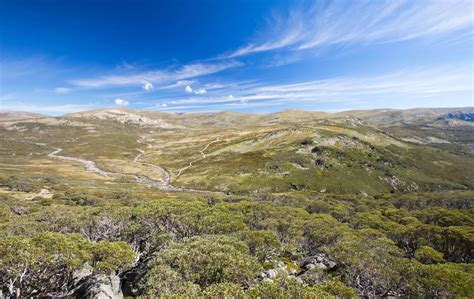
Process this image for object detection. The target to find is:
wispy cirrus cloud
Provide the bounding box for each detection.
[221,0,474,58]
[154,65,473,111]
[0,102,98,115]
[54,87,72,94]
[147,100,285,113]
[0,56,66,80]
[69,61,241,89]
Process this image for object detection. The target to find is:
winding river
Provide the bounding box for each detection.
[47,148,211,193]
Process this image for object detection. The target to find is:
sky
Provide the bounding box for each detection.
[0,0,473,115]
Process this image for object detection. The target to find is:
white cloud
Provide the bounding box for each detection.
[205,83,225,90]
[184,85,207,94]
[0,56,65,80]
[194,88,207,95]
[0,93,16,102]
[177,80,193,86]
[156,80,195,90]
[221,0,474,58]
[164,65,473,108]
[143,81,153,91]
[114,98,129,106]
[0,102,97,115]
[146,101,286,113]
[69,61,241,89]
[54,87,72,94]
[256,67,473,97]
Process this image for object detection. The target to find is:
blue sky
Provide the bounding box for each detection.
[0,0,473,115]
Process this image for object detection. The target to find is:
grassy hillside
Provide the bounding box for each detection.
[0,107,473,297]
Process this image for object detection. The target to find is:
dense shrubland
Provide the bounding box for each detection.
[0,184,472,297]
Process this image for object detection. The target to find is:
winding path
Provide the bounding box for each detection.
[176,138,219,178]
[132,146,174,190]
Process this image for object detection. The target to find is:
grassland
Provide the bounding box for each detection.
[0,107,473,297]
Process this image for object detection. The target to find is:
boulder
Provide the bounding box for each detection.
[95,274,122,299]
[10,206,28,215]
[39,189,50,196]
[314,159,330,169]
[73,266,123,299]
[257,272,267,280]
[305,263,317,270]
[265,269,278,279]
[300,253,337,271]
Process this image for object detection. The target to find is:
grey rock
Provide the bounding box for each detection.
[74,264,93,278]
[39,188,50,196]
[10,206,28,215]
[314,263,328,270]
[257,272,267,280]
[265,269,278,279]
[326,260,337,269]
[300,253,337,271]
[305,263,317,270]
[73,266,123,299]
[95,274,122,299]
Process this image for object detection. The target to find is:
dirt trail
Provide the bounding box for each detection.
[133,146,172,188]
[176,138,219,178]
[133,149,145,163]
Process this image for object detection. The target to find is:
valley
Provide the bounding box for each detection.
[0,107,473,297]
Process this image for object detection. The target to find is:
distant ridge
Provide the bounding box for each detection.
[0,111,48,121]
[2,107,473,124]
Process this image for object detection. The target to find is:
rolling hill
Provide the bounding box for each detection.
[1,107,473,195]
[1,107,473,297]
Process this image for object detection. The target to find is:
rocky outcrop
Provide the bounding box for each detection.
[257,261,295,283]
[299,253,337,271]
[257,254,337,285]
[67,109,184,129]
[73,266,123,299]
